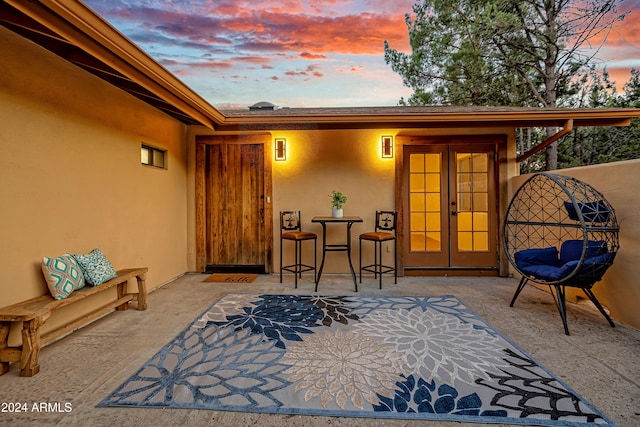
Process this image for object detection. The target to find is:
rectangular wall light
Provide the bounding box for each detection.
[275,138,286,161]
[381,135,393,158]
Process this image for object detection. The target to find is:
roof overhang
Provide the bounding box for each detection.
[2,1,640,135]
[216,106,640,132]
[0,0,224,129]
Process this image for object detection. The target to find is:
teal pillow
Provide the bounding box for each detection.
[42,254,86,299]
[73,248,117,286]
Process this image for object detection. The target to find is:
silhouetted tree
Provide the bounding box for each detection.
[559,68,640,168]
[385,0,629,170]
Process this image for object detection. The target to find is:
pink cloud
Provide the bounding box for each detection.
[167,59,234,76]
[230,56,272,64]
[85,0,412,58]
[284,64,325,79]
[300,52,327,60]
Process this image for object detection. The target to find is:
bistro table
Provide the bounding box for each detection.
[311,216,363,291]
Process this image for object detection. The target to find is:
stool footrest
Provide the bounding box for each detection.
[361,264,395,275]
[281,264,316,275]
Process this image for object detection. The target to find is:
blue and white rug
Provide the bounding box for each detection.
[100,294,615,426]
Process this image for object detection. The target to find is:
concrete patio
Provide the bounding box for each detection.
[1,273,638,427]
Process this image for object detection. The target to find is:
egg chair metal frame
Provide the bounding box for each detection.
[503,172,619,335]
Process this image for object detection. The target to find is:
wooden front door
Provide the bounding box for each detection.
[195,135,272,273]
[401,139,497,271]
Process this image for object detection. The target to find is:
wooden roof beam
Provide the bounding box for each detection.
[517,119,574,163]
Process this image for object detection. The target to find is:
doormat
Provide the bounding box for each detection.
[203,273,258,283]
[99,294,615,426]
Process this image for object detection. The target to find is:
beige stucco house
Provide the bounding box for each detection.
[2,0,640,337]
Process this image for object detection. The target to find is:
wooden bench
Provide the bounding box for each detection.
[0,267,148,377]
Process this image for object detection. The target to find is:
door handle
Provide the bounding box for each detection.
[451,211,457,216]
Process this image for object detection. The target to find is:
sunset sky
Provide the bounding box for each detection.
[83,0,640,109]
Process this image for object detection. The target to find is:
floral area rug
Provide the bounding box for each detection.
[99,294,615,426]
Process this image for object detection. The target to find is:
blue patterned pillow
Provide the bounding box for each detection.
[42,254,85,300]
[73,248,117,286]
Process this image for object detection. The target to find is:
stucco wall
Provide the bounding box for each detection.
[0,27,188,340]
[271,129,396,275]
[187,127,518,276]
[512,159,640,330]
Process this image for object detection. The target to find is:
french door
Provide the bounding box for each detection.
[403,143,497,269]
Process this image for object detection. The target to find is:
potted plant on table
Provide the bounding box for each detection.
[330,190,347,218]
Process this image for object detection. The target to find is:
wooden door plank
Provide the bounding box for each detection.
[226,143,241,264]
[195,142,207,272]
[241,145,254,264]
[208,143,225,265]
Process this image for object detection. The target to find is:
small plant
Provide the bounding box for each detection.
[330,190,347,209]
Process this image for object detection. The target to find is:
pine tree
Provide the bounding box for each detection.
[385,0,629,170]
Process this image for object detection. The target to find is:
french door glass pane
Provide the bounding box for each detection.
[411,232,426,251]
[409,153,441,252]
[456,153,489,252]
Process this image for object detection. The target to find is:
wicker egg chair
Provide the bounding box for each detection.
[503,172,619,334]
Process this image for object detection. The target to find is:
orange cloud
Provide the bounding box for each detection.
[605,67,637,88]
[85,0,413,58]
[300,52,327,60]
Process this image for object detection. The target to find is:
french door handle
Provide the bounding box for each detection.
[451,211,457,216]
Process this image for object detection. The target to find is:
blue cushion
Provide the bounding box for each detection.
[521,253,615,283]
[514,247,559,270]
[521,260,578,282]
[583,252,615,268]
[559,240,582,264]
[552,260,580,281]
[520,264,564,281]
[559,240,607,265]
[564,200,610,223]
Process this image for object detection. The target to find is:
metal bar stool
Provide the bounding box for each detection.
[359,211,397,288]
[280,211,317,288]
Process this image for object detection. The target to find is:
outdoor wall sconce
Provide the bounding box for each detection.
[275,138,286,161]
[381,135,394,158]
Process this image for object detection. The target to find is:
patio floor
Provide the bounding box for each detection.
[1,273,639,427]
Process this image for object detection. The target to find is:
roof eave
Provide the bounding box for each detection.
[3,0,225,129]
[4,1,640,133]
[216,109,638,131]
